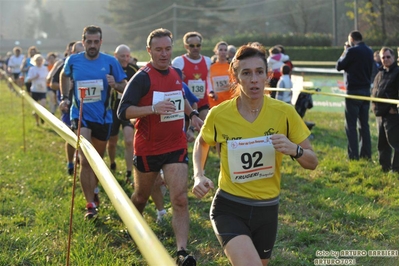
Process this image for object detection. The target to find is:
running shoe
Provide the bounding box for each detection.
[176,249,196,266]
[84,202,97,220]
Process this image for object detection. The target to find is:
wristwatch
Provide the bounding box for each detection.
[189,110,199,119]
[291,145,304,160]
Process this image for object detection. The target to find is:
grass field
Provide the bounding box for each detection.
[0,79,398,266]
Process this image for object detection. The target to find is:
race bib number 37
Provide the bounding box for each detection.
[153,90,185,122]
[227,136,275,183]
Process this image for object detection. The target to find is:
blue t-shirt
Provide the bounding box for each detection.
[64,52,126,124]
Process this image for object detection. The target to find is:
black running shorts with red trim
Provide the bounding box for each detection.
[133,148,188,173]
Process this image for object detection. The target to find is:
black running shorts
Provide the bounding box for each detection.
[133,148,188,173]
[31,92,47,101]
[72,119,111,141]
[210,191,279,259]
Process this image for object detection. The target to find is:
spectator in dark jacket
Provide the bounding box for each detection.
[371,47,399,173]
[336,30,374,160]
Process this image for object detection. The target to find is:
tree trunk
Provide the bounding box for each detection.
[380,0,386,39]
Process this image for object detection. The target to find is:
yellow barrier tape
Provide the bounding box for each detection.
[0,71,175,266]
[266,87,399,105]
[79,137,175,266]
[292,61,336,66]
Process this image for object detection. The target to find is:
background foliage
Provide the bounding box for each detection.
[103,0,399,50]
[2,0,399,58]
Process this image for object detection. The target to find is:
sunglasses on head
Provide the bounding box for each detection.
[382,56,391,59]
[189,44,201,48]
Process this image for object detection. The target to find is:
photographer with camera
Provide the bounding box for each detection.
[336,30,374,161]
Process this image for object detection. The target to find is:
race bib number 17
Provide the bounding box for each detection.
[76,79,104,103]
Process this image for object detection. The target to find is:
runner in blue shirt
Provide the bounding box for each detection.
[60,25,126,219]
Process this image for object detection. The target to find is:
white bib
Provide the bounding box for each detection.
[227,136,275,183]
[76,79,104,103]
[212,75,230,92]
[152,90,185,122]
[36,82,46,92]
[188,79,205,99]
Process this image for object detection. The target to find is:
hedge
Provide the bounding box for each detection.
[171,46,344,62]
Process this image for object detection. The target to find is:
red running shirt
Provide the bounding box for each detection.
[134,63,187,156]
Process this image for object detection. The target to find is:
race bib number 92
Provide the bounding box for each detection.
[227,136,275,183]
